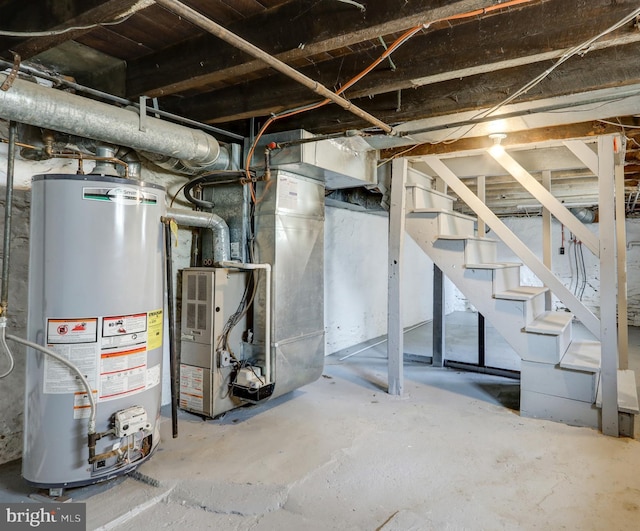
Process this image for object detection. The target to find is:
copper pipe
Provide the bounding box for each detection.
[154,0,395,135]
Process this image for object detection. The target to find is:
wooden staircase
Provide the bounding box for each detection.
[403,171,639,436]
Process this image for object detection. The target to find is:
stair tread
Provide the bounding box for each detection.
[524,311,573,335]
[465,261,521,269]
[560,340,601,373]
[410,208,476,221]
[595,369,639,414]
[406,183,457,201]
[494,286,548,301]
[435,235,497,242]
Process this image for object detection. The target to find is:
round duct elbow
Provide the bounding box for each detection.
[569,207,596,224]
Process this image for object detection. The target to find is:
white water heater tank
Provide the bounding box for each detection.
[23,174,166,489]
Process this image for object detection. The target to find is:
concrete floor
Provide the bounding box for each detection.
[2,312,640,530]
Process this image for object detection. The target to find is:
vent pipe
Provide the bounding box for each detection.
[165,208,230,262]
[570,207,596,224]
[0,74,229,173]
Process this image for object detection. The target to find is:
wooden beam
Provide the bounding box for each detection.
[126,0,540,97]
[173,0,640,123]
[489,147,600,255]
[382,122,620,159]
[0,0,153,59]
[262,41,640,134]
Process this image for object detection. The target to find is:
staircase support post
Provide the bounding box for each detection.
[615,161,629,369]
[598,135,619,437]
[388,158,408,395]
[433,264,445,367]
[542,170,553,311]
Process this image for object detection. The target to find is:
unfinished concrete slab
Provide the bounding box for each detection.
[1,320,639,530]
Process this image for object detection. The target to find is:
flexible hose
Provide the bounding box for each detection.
[5,333,96,434]
[183,171,249,209]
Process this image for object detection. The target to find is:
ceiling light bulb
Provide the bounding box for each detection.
[488,133,507,156]
[489,133,507,145]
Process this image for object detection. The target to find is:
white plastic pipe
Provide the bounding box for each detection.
[217,261,272,384]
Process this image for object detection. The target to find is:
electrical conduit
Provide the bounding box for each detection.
[217,261,272,384]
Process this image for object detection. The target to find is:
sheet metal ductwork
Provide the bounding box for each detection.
[0,73,229,173]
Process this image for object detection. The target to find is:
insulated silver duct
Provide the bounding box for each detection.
[570,207,596,224]
[0,74,229,173]
[166,208,230,262]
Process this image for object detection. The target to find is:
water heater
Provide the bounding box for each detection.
[23,174,165,489]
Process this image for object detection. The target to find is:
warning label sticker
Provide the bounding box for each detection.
[73,390,98,419]
[180,364,204,412]
[103,313,147,338]
[147,309,163,351]
[43,343,99,394]
[146,364,161,390]
[43,310,159,407]
[99,346,147,401]
[47,318,98,344]
[278,175,299,210]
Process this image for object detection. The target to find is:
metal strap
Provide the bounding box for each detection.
[0,53,21,92]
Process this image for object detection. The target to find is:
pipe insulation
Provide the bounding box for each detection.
[0,74,229,172]
[166,208,231,262]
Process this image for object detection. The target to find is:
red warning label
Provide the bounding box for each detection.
[47,318,98,344]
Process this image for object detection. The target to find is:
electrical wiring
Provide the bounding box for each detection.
[597,119,640,130]
[244,0,536,191]
[431,5,640,145]
[0,15,133,37]
[215,270,258,361]
[578,241,587,301]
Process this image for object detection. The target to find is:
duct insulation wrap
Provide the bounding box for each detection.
[23,175,166,488]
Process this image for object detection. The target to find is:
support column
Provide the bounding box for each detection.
[542,170,553,311]
[478,313,486,367]
[615,162,629,369]
[388,158,408,395]
[598,135,619,437]
[432,264,444,368]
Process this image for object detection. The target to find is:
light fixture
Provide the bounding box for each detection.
[488,133,507,156]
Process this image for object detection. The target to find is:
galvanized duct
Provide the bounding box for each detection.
[0,74,230,173]
[166,208,230,262]
[570,207,596,224]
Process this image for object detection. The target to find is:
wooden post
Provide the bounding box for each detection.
[542,170,553,311]
[388,158,408,395]
[598,135,619,437]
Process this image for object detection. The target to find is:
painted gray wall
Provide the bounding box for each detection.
[448,216,640,326]
[324,207,434,355]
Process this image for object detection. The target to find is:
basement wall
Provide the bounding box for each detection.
[448,216,640,325]
[324,207,434,355]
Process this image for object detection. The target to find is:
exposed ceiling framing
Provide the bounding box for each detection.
[2,0,640,213]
